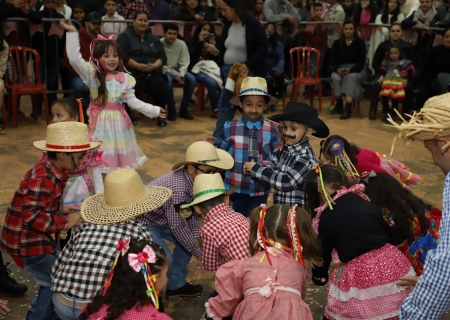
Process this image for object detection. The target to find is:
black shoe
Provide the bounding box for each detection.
[0,263,28,296]
[157,117,167,127]
[167,113,177,121]
[166,283,203,300]
[179,109,194,120]
[381,113,389,123]
[340,102,352,120]
[335,100,343,114]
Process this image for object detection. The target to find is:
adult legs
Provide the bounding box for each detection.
[143,73,168,127]
[331,72,343,114]
[370,75,382,120]
[36,62,58,115]
[165,74,176,115]
[213,64,236,138]
[340,72,366,120]
[194,72,219,112]
[22,253,58,320]
[71,77,90,102]
[180,72,196,112]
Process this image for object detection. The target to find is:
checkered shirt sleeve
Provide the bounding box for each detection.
[250,140,317,206]
[51,221,152,299]
[201,204,250,272]
[399,173,450,319]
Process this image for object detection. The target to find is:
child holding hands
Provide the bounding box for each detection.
[244,102,329,206]
[60,19,166,193]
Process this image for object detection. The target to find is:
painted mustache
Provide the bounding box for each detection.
[283,133,296,140]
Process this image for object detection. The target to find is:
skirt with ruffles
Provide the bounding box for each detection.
[377,153,420,191]
[324,244,415,320]
[379,75,405,100]
[89,102,147,174]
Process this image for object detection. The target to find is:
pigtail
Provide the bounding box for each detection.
[94,71,109,107]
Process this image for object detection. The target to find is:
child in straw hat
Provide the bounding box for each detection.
[207,77,281,217]
[181,173,250,272]
[0,122,100,320]
[51,168,171,319]
[138,141,234,300]
[244,102,329,207]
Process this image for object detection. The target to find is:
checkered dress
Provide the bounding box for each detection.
[400,173,450,319]
[250,139,317,207]
[51,220,152,299]
[201,203,250,272]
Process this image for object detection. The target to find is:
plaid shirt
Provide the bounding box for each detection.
[216,116,280,196]
[138,169,201,258]
[120,1,151,20]
[201,203,250,272]
[250,139,317,207]
[0,158,68,257]
[51,220,152,299]
[399,173,450,319]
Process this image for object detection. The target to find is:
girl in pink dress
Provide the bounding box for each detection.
[79,239,172,320]
[320,134,420,190]
[204,204,322,320]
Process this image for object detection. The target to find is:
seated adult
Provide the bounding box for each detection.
[369,23,414,120]
[330,19,366,120]
[138,141,234,300]
[161,23,196,121]
[51,169,171,320]
[64,12,102,104]
[174,0,216,21]
[143,0,172,20]
[212,0,268,138]
[188,22,221,116]
[414,28,450,108]
[116,11,168,127]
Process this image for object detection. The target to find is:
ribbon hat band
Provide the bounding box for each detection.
[240,88,269,96]
[45,143,91,150]
[193,188,226,199]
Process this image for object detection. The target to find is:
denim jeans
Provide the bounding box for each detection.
[71,76,90,103]
[52,293,90,320]
[147,225,192,290]
[310,49,325,79]
[194,72,219,111]
[22,253,58,320]
[166,72,196,114]
[229,193,268,217]
[36,61,58,113]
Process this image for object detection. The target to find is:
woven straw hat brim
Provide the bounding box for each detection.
[81,186,172,225]
[32,139,101,152]
[230,95,279,107]
[180,186,238,209]
[171,148,234,171]
[399,129,450,141]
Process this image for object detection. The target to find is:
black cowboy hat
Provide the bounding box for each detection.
[269,102,329,138]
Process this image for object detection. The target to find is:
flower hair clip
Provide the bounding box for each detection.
[102,237,131,295]
[128,245,160,309]
[286,205,305,268]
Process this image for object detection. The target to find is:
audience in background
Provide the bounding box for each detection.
[101,0,126,36]
[120,0,151,21]
[290,0,309,21]
[144,0,172,20]
[71,3,86,29]
[265,22,288,102]
[343,0,355,18]
[252,0,264,19]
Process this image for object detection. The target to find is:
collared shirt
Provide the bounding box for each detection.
[399,173,450,319]
[251,139,317,207]
[101,12,127,36]
[201,203,250,272]
[51,220,152,300]
[144,0,172,20]
[0,158,68,257]
[215,116,280,197]
[138,169,201,258]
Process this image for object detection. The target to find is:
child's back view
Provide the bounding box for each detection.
[204,205,321,320]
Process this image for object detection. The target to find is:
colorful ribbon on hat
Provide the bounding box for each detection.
[128,245,159,309]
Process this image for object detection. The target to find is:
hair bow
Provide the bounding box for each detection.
[89,34,116,74]
[105,72,125,83]
[117,237,130,256]
[128,245,156,272]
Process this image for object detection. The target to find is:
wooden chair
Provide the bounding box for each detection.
[289,46,323,112]
[5,46,50,127]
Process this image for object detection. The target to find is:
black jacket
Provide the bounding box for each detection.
[216,13,268,77]
[372,39,414,74]
[116,27,167,76]
[330,37,366,73]
[425,44,450,81]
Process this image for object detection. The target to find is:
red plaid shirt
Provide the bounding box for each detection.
[201,203,250,272]
[0,158,69,257]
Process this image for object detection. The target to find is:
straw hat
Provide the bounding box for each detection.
[230,77,279,106]
[181,173,237,208]
[388,93,450,151]
[33,122,101,152]
[81,168,172,225]
[171,141,234,171]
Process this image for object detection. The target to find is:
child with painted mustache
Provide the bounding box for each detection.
[244,102,329,207]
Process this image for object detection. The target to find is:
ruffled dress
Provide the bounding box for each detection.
[66,32,161,174]
[84,303,172,320]
[206,250,313,320]
[379,59,414,100]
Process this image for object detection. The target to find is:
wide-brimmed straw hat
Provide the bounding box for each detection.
[181,173,237,208]
[81,168,172,225]
[171,141,234,171]
[269,102,329,138]
[33,122,101,152]
[230,77,279,106]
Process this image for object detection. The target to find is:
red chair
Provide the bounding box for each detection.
[5,46,50,127]
[289,47,322,112]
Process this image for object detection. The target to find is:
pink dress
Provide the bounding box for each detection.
[85,303,172,320]
[206,251,312,320]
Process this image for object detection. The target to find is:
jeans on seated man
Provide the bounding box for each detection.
[71,76,90,103]
[161,22,195,121]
